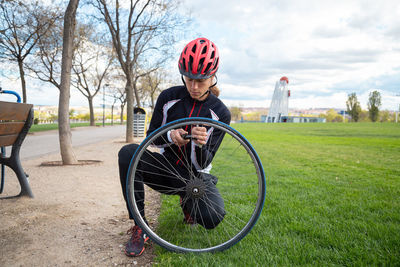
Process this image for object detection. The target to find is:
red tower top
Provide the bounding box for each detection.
[280,76,289,84]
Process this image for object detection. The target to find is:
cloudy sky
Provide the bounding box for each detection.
[1,0,400,111]
[179,0,400,110]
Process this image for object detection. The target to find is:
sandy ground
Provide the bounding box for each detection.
[0,138,157,267]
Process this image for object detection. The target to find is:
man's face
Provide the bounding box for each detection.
[184,76,213,101]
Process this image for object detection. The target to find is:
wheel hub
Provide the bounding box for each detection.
[185,178,206,199]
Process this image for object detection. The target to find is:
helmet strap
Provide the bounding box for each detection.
[199,89,210,99]
[209,75,218,89]
[181,74,218,99]
[181,75,187,88]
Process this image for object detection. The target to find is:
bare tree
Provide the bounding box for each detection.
[0,0,61,102]
[93,0,186,142]
[118,88,127,125]
[106,85,120,125]
[140,70,163,109]
[104,70,127,124]
[110,94,118,125]
[58,0,80,165]
[72,23,114,126]
[132,64,161,107]
[26,18,64,88]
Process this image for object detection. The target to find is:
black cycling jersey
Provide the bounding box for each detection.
[147,86,231,172]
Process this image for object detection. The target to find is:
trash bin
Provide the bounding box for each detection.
[133,107,147,137]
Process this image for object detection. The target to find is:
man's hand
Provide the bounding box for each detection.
[191,126,207,146]
[170,129,190,147]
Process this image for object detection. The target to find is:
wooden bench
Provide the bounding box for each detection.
[0,100,34,198]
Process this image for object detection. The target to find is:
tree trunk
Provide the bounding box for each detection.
[133,82,141,108]
[88,97,95,126]
[17,58,27,103]
[111,104,114,126]
[125,80,134,143]
[120,103,125,125]
[151,92,155,110]
[58,0,79,165]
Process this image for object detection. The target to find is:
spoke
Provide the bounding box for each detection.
[199,194,238,240]
[127,119,265,252]
[202,127,225,170]
[194,198,213,248]
[139,148,187,184]
[136,160,188,183]
[180,137,197,180]
[158,133,195,177]
[133,181,185,195]
[159,197,182,244]
[201,200,247,232]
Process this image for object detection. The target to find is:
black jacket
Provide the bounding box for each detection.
[147,86,231,172]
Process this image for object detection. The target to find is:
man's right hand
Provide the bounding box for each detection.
[170,129,190,147]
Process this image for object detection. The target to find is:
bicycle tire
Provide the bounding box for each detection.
[126,117,266,253]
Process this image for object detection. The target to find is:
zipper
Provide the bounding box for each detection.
[176,100,203,165]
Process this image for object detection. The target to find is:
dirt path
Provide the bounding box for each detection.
[0,138,156,267]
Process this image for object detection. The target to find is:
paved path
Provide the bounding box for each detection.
[19,125,126,160]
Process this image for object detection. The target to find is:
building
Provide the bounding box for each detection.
[280,116,326,123]
[266,76,290,123]
[266,77,326,123]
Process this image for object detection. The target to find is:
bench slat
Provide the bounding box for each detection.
[0,134,18,147]
[0,101,33,120]
[0,122,25,136]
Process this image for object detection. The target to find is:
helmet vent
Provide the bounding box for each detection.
[182,58,186,70]
[189,55,194,72]
[213,58,219,70]
[199,58,205,71]
[178,38,219,78]
[204,62,212,74]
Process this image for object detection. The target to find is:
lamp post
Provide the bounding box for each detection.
[103,84,109,127]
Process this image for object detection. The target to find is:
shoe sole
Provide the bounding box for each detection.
[124,237,149,257]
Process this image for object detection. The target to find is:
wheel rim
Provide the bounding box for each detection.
[127,118,266,253]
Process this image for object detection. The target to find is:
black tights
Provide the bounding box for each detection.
[118,143,225,229]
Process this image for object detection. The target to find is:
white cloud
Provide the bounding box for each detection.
[2,0,400,111]
[181,0,400,110]
[290,92,349,109]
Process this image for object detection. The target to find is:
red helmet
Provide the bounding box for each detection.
[178,37,219,79]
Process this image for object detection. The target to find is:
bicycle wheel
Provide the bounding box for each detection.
[126,117,266,253]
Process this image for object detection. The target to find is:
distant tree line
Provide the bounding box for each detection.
[344,90,390,122]
[321,108,395,123]
[321,90,394,123]
[228,90,394,123]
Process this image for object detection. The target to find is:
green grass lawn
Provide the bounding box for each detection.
[29,122,119,132]
[153,123,400,266]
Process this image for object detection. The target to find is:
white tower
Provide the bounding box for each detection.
[266,76,290,123]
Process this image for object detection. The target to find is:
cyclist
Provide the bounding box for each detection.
[118,37,231,257]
